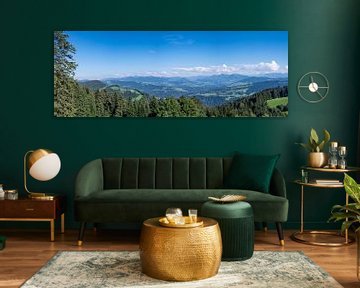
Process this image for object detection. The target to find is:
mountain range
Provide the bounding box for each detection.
[79,73,288,107]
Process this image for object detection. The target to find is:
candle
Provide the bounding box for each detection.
[338,146,346,153]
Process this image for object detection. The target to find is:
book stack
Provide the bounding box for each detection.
[314,179,341,185]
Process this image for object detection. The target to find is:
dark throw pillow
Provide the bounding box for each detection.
[224,152,280,193]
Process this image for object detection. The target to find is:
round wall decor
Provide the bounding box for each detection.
[297,72,329,103]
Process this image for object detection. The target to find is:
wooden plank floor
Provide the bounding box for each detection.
[0,228,358,288]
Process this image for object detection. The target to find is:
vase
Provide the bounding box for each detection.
[308,152,328,168]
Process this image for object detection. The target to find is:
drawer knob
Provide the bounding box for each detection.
[25,208,35,211]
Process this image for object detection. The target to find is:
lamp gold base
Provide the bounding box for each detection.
[28,193,55,200]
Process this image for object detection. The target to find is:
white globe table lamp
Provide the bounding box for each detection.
[24,149,61,199]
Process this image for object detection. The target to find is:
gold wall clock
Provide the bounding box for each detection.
[297,72,329,103]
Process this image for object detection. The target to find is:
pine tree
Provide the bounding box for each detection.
[54,31,78,116]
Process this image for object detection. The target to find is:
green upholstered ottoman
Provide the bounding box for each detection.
[201,201,254,261]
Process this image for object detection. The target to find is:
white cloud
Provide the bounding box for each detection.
[175,64,239,74]
[172,61,287,76]
[241,60,280,73]
[79,60,288,79]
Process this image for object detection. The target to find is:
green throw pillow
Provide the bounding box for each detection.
[224,153,280,193]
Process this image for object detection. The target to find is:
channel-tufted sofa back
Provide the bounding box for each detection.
[102,157,233,190]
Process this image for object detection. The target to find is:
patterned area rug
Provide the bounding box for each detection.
[21,251,342,288]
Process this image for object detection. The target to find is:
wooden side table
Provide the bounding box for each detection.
[0,195,66,241]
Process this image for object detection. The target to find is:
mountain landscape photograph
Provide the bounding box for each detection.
[54,31,288,117]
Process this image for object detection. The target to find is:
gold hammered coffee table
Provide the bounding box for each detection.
[139,217,222,281]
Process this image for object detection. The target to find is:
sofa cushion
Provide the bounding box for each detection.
[223,153,280,193]
[75,189,288,222]
[75,188,288,222]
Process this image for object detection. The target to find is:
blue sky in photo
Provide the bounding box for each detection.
[65,31,288,80]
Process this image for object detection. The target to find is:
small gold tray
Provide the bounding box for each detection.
[208,194,246,203]
[159,216,204,228]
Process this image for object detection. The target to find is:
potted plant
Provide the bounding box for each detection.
[329,173,360,279]
[296,128,330,167]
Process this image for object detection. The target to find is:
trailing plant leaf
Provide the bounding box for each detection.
[341,220,358,234]
[329,211,356,222]
[331,203,360,215]
[344,173,360,204]
[329,173,360,233]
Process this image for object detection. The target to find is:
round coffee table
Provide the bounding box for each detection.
[139,217,222,281]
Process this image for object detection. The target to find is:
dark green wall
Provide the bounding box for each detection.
[1,0,359,230]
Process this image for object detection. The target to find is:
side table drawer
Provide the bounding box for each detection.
[1,201,55,218]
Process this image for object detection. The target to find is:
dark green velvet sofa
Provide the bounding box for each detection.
[74,157,288,245]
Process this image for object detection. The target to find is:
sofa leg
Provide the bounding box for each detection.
[262,222,268,232]
[275,222,284,246]
[93,223,98,233]
[78,222,86,246]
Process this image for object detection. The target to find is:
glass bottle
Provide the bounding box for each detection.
[337,146,347,169]
[328,142,338,169]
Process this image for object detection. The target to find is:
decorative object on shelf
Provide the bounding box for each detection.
[300,169,309,183]
[208,194,246,203]
[0,184,4,199]
[296,128,330,167]
[328,142,338,169]
[315,179,340,185]
[24,148,61,199]
[4,189,18,200]
[338,146,347,169]
[297,71,329,103]
[329,173,360,280]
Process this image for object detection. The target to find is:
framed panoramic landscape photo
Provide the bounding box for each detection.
[54,31,288,117]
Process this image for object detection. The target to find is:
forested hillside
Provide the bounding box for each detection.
[54,31,288,117]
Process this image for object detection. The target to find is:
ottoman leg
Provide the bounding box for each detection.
[262,222,268,232]
[276,222,284,246]
[93,223,98,233]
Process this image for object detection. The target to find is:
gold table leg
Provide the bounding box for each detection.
[345,194,348,243]
[61,213,65,234]
[50,219,55,242]
[300,185,304,233]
